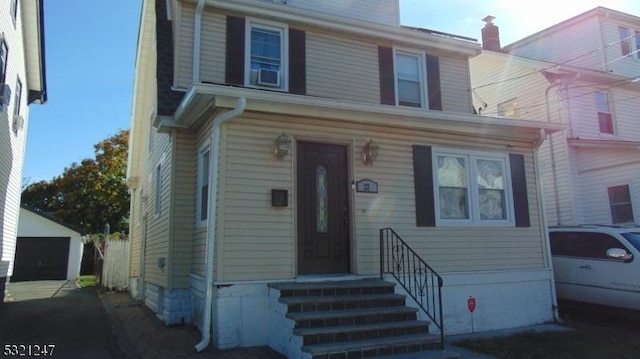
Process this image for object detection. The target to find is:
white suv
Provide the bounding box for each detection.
[549,225,640,311]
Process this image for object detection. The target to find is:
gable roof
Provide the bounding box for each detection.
[20,206,84,235]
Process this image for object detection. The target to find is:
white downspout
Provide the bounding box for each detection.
[195,97,247,352]
[193,0,205,83]
[534,130,561,322]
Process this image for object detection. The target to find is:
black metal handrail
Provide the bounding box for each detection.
[380,228,444,348]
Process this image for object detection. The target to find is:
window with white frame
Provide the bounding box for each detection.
[395,50,424,108]
[246,19,288,90]
[14,77,22,116]
[595,91,614,134]
[619,26,640,59]
[10,0,18,24]
[155,164,162,216]
[608,185,634,224]
[197,144,210,225]
[0,39,8,84]
[498,98,519,118]
[433,148,513,225]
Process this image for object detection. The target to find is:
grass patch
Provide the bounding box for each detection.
[454,321,640,359]
[76,275,99,288]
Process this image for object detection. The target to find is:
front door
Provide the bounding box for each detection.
[297,142,350,274]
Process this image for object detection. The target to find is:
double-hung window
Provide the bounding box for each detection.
[197,144,210,226]
[619,26,640,59]
[395,50,425,108]
[433,148,512,225]
[595,92,614,134]
[609,185,634,224]
[0,39,8,84]
[246,19,288,90]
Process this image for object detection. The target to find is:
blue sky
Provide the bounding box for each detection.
[23,0,639,183]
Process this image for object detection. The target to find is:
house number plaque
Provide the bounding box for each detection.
[356,179,378,193]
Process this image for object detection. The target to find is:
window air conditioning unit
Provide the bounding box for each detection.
[257,68,280,87]
[0,84,11,105]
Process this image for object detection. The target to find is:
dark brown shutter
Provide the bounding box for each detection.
[378,46,395,105]
[413,145,436,227]
[426,54,442,111]
[226,16,245,85]
[509,153,530,227]
[289,28,306,95]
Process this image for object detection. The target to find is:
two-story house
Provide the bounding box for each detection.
[127,0,563,357]
[0,0,47,302]
[471,7,640,226]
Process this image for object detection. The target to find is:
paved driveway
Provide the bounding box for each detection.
[1,280,114,358]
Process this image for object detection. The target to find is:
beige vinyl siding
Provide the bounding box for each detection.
[169,129,196,288]
[284,0,399,27]
[215,113,545,281]
[129,189,142,277]
[537,132,576,226]
[306,31,380,104]
[439,54,473,113]
[199,9,226,84]
[176,2,195,88]
[142,133,172,287]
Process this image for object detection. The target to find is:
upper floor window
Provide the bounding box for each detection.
[0,39,8,84]
[14,77,22,116]
[619,26,640,59]
[433,148,513,226]
[245,19,288,91]
[197,144,210,226]
[395,50,425,108]
[498,98,519,118]
[10,0,18,25]
[595,92,614,134]
[609,185,634,224]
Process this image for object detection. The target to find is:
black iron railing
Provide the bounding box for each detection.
[380,228,444,348]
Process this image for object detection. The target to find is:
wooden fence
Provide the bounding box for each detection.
[102,238,130,291]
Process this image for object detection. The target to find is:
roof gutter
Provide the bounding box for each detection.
[195,97,246,352]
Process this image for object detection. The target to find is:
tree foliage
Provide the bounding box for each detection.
[22,130,130,234]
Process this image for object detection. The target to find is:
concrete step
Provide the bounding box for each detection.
[287,306,418,329]
[302,333,442,358]
[281,293,407,313]
[270,279,395,298]
[294,320,430,345]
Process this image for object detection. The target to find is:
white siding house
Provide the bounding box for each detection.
[127,0,563,356]
[0,0,47,302]
[471,7,640,226]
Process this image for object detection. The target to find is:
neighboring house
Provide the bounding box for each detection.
[0,0,47,301]
[127,0,562,355]
[14,207,84,282]
[470,7,640,226]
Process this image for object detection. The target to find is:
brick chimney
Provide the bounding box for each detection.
[481,15,501,51]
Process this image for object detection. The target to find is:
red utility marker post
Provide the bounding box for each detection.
[468,296,476,332]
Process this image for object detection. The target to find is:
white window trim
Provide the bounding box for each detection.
[393,47,426,109]
[595,91,616,137]
[619,26,640,60]
[608,184,635,224]
[432,147,515,227]
[155,163,162,217]
[197,142,211,227]
[244,17,289,92]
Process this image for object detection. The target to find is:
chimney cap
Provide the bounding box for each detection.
[482,15,496,25]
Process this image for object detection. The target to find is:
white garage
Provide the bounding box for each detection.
[14,207,84,282]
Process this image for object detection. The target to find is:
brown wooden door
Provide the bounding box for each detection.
[297,142,350,274]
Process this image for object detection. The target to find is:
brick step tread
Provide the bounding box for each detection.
[280,293,406,305]
[376,350,460,359]
[269,279,394,291]
[302,333,441,355]
[293,320,430,336]
[287,306,418,321]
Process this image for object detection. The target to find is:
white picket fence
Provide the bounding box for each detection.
[102,238,130,291]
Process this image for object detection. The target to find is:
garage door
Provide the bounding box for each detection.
[12,237,70,282]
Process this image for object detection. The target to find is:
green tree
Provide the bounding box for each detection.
[21,130,130,234]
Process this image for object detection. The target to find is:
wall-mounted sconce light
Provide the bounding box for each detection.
[362,139,379,165]
[12,115,24,135]
[275,133,291,159]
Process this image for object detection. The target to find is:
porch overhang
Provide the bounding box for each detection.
[161,83,565,143]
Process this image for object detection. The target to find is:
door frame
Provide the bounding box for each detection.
[293,137,356,276]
